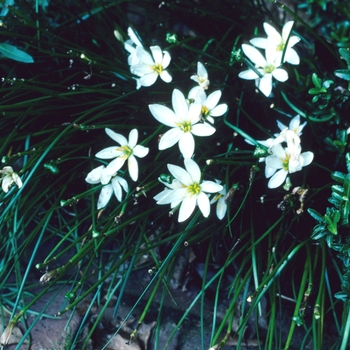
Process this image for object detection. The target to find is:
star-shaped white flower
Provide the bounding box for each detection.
[265,143,314,188]
[188,62,210,96]
[95,128,149,181]
[149,89,216,158]
[0,166,22,193]
[154,159,223,222]
[130,45,172,89]
[85,165,129,209]
[238,43,288,97]
[250,21,301,65]
[210,180,227,220]
[188,89,228,123]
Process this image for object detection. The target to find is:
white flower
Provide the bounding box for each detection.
[265,143,314,188]
[0,166,22,193]
[210,180,227,220]
[148,89,216,158]
[85,165,128,209]
[250,21,300,65]
[154,159,223,222]
[124,27,144,66]
[95,128,149,181]
[188,89,228,123]
[188,62,210,96]
[238,43,288,97]
[130,45,172,89]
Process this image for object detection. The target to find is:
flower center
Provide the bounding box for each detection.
[277,42,285,52]
[187,182,201,196]
[201,106,209,117]
[152,63,163,75]
[176,121,192,133]
[281,154,290,171]
[116,145,133,159]
[264,64,275,74]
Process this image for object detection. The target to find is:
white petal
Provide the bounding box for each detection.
[97,184,113,209]
[2,176,11,192]
[100,168,112,184]
[206,90,221,110]
[156,187,187,204]
[265,156,283,171]
[188,101,201,123]
[282,21,294,42]
[95,146,122,159]
[184,158,201,183]
[139,72,158,87]
[257,75,273,97]
[162,51,171,68]
[128,129,138,148]
[285,48,300,65]
[168,164,192,186]
[265,165,277,178]
[133,145,149,158]
[128,155,139,181]
[172,89,188,119]
[150,45,163,64]
[268,169,288,188]
[300,152,314,167]
[242,44,266,67]
[160,70,172,83]
[238,69,260,80]
[159,127,183,150]
[131,64,154,76]
[105,128,127,145]
[13,174,22,189]
[263,22,282,42]
[272,68,288,82]
[127,27,143,47]
[197,62,208,78]
[178,195,196,222]
[85,165,104,184]
[136,46,154,65]
[201,181,223,193]
[210,104,228,117]
[191,123,216,137]
[111,178,122,201]
[178,132,195,158]
[216,197,227,220]
[105,157,126,175]
[197,191,211,218]
[249,37,267,49]
[149,104,178,127]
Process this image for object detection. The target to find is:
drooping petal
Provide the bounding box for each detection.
[2,176,11,192]
[172,89,188,120]
[105,128,128,145]
[191,123,216,136]
[197,191,211,218]
[12,173,22,189]
[111,178,122,201]
[268,169,288,188]
[128,154,139,181]
[149,104,178,127]
[85,165,104,184]
[128,129,138,148]
[97,184,113,209]
[101,168,112,184]
[216,197,227,220]
[133,144,149,158]
[168,164,192,186]
[160,70,172,83]
[178,132,195,158]
[159,127,183,150]
[117,176,129,193]
[184,158,201,183]
[178,194,196,222]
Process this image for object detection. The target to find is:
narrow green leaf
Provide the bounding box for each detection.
[335,69,350,81]
[307,208,324,223]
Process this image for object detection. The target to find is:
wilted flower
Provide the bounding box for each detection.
[0,166,22,193]
[95,128,149,182]
[250,21,301,65]
[238,43,288,97]
[154,158,223,222]
[130,45,172,89]
[149,89,216,158]
[85,165,128,209]
[210,180,227,220]
[188,89,228,123]
[265,143,314,188]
